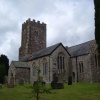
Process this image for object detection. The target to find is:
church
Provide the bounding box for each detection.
[8,18,100,84]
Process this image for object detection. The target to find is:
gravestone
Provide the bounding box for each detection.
[51,73,64,89]
[10,76,14,84]
[0,84,2,89]
[7,76,14,88]
[68,76,72,85]
[4,76,8,84]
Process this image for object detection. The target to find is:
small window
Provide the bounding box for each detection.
[81,63,84,72]
[43,58,48,75]
[79,63,81,73]
[79,62,84,73]
[63,57,64,69]
[43,62,48,75]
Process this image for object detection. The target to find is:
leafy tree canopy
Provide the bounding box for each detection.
[0,54,9,75]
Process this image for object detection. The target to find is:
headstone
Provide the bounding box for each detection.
[7,76,14,88]
[68,76,72,85]
[4,76,8,84]
[10,76,14,84]
[51,73,64,89]
[0,84,2,89]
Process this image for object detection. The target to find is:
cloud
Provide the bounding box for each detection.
[0,0,95,63]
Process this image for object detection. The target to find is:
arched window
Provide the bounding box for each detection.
[57,52,65,71]
[95,49,99,67]
[43,58,48,75]
[79,63,81,73]
[79,62,84,73]
[32,62,37,76]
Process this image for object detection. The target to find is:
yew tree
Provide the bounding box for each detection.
[94,0,100,63]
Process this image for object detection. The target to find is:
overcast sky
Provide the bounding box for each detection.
[0,0,95,63]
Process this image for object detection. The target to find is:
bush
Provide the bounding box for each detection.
[68,76,72,85]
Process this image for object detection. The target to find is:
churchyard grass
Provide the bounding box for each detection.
[0,83,100,100]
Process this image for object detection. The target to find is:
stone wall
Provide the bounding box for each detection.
[28,56,50,83]
[51,45,70,83]
[8,64,15,84]
[8,64,30,84]
[89,40,100,82]
[71,54,92,82]
[15,68,30,84]
[28,44,70,83]
[71,40,100,83]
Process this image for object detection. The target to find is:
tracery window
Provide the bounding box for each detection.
[43,58,48,75]
[57,52,65,71]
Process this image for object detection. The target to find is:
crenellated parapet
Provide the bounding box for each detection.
[22,18,46,31]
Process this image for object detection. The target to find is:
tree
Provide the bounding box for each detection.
[0,54,9,75]
[94,0,100,64]
[0,64,6,83]
[32,68,51,100]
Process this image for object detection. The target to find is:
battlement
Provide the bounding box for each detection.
[22,18,46,30]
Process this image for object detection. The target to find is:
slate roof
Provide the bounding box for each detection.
[67,40,94,57]
[21,42,70,61]
[11,61,30,68]
[22,43,62,61]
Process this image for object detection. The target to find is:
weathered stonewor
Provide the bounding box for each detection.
[7,76,14,88]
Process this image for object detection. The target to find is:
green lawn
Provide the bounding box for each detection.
[0,83,100,100]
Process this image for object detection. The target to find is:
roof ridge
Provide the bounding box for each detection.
[31,42,61,55]
[47,42,61,48]
[24,42,62,61]
[68,39,95,48]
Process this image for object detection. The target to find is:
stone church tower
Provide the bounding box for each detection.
[19,18,46,60]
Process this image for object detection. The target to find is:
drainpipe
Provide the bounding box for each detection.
[76,56,78,82]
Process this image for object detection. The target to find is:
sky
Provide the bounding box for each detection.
[0,0,95,63]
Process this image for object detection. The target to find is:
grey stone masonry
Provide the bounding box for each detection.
[15,68,30,84]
